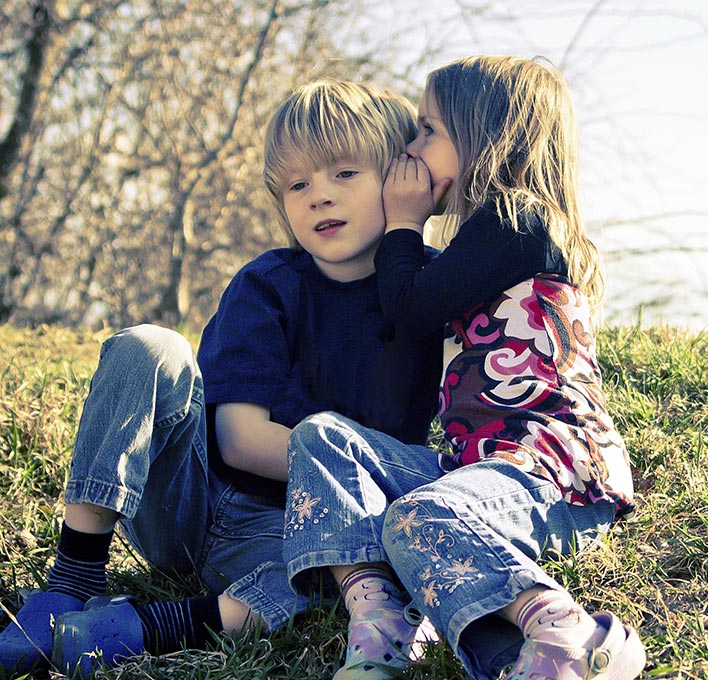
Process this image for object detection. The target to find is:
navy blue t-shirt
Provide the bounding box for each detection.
[197,248,443,495]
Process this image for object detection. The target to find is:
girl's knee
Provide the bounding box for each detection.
[289,413,329,471]
[290,413,326,449]
[294,411,346,432]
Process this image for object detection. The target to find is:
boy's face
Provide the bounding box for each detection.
[282,159,385,282]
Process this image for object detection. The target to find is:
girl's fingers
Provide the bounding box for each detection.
[412,156,430,184]
[386,154,432,189]
[394,155,403,181]
[394,154,419,183]
[391,154,406,182]
[409,155,419,181]
[384,156,397,183]
[395,155,414,182]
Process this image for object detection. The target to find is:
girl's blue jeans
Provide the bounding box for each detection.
[283,411,615,680]
[63,324,308,631]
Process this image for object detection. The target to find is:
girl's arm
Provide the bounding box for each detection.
[215,402,291,482]
[374,207,557,337]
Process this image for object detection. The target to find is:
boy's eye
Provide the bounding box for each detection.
[289,181,307,191]
[337,170,358,179]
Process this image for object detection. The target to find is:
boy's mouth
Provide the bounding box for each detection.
[314,219,346,232]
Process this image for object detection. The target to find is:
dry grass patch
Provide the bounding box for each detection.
[1,323,706,679]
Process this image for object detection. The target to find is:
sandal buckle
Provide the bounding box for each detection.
[403,602,424,626]
[590,647,612,672]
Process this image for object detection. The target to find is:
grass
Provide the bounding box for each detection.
[0,323,707,679]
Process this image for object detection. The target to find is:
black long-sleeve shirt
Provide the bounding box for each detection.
[374,204,567,336]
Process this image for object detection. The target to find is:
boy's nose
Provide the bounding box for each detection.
[310,195,333,209]
[309,178,334,209]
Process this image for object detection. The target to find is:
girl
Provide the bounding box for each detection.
[282,56,646,680]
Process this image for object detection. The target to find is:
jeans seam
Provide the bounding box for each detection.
[154,386,203,430]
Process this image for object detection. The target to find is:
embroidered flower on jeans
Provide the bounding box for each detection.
[446,556,479,577]
[421,581,440,607]
[293,492,321,522]
[389,499,483,608]
[285,488,328,537]
[390,507,425,537]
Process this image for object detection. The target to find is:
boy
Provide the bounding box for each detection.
[0,80,443,676]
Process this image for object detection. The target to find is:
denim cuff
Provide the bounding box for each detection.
[286,545,389,595]
[64,478,141,519]
[224,561,311,632]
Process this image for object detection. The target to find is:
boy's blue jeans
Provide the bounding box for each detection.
[63,324,308,631]
[283,411,615,680]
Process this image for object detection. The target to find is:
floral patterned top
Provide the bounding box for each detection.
[439,274,634,518]
[375,206,635,520]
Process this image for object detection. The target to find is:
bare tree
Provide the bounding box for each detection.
[0,2,52,200]
[4,0,698,329]
[0,0,404,329]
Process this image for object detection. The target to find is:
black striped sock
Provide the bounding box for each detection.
[46,523,113,602]
[134,595,223,654]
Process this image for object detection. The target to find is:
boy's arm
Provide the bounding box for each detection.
[214,402,290,482]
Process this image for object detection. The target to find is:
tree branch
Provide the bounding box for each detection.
[0,1,53,199]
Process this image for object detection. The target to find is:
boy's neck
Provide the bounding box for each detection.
[313,258,376,283]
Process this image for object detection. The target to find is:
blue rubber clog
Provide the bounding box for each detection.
[0,591,84,674]
[52,595,144,678]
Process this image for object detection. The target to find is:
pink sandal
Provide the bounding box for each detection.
[506,612,646,679]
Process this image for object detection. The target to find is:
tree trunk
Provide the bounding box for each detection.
[0,2,52,200]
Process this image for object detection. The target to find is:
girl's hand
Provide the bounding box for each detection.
[383,154,452,233]
[383,154,431,234]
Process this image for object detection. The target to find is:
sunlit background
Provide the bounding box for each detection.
[368,0,708,330]
[1,0,706,330]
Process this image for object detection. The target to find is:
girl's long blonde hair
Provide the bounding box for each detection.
[427,55,604,308]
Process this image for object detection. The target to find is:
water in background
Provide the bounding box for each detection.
[426,213,707,333]
[594,214,707,332]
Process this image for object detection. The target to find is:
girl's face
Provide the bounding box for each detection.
[405,88,459,213]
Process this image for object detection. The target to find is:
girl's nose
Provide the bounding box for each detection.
[405,138,420,157]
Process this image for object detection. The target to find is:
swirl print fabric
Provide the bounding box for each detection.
[439,274,634,518]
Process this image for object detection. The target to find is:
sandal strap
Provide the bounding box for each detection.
[506,611,646,680]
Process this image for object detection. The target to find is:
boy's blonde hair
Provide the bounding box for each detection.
[427,55,604,308]
[263,80,417,247]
